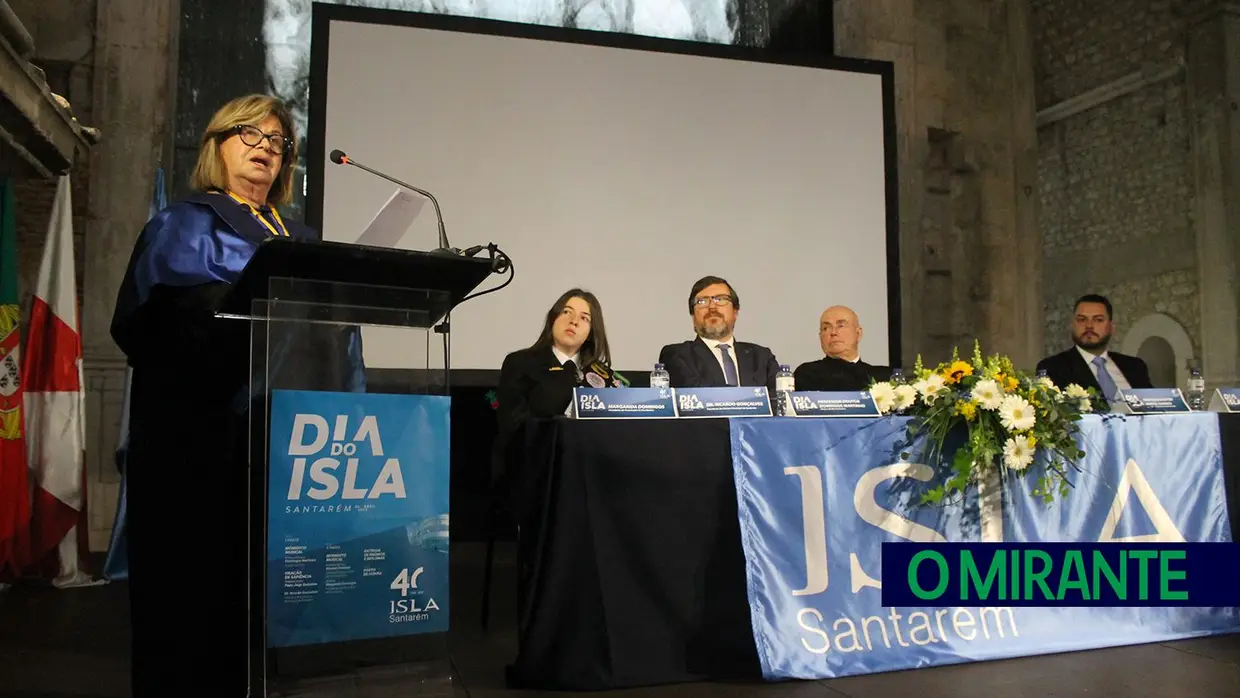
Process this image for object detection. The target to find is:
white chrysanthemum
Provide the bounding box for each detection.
[869,382,896,414]
[999,394,1036,432]
[1078,398,1093,413]
[971,379,1004,410]
[1003,435,1036,471]
[914,374,947,402]
[893,384,917,411]
[1036,375,1056,390]
[1065,383,1090,399]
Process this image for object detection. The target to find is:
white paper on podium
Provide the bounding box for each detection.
[355,189,425,248]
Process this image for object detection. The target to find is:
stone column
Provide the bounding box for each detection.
[834,0,1041,368]
[832,0,920,368]
[81,0,176,550]
[1004,0,1043,368]
[1186,1,1240,389]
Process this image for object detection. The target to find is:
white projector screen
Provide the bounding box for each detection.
[310,10,896,374]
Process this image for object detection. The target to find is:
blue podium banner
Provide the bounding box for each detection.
[676,386,773,418]
[789,391,881,417]
[728,414,1240,681]
[1120,388,1190,414]
[266,390,450,648]
[574,387,676,419]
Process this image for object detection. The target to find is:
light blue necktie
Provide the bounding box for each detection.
[719,344,739,386]
[1092,355,1119,401]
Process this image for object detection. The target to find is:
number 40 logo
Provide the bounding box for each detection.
[390,567,424,596]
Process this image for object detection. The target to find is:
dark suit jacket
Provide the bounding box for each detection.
[1035,347,1154,394]
[794,356,892,391]
[491,346,625,484]
[658,336,780,391]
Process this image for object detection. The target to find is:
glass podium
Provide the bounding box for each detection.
[217,238,495,696]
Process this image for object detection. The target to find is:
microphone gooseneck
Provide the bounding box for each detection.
[329,150,453,253]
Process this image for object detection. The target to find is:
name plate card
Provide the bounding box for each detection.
[573,387,677,419]
[1118,388,1191,414]
[1208,388,1240,412]
[788,391,882,417]
[674,386,773,418]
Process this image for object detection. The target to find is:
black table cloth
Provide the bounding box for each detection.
[506,418,760,690]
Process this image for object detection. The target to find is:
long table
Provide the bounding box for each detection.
[505,414,1240,691]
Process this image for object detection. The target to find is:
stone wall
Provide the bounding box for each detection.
[833,0,1042,369]
[1033,0,1198,372]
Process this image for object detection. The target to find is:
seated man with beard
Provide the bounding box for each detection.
[1035,293,1154,402]
[657,275,780,391]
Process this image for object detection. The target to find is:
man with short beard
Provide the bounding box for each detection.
[657,275,780,391]
[1036,294,1154,401]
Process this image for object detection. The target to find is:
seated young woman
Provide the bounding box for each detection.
[498,287,620,418]
[491,289,622,481]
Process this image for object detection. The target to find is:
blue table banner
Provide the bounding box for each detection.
[675,386,773,418]
[574,387,676,419]
[1209,388,1240,412]
[1120,388,1190,414]
[789,391,881,417]
[728,414,1240,681]
[266,390,451,648]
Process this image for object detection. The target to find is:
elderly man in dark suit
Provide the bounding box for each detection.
[657,275,780,391]
[794,305,891,391]
[1035,294,1154,401]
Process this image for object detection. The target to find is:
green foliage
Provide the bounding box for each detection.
[875,341,1101,506]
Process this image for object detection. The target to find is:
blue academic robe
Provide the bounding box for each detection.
[108,191,363,697]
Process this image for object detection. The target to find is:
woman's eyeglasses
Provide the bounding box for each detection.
[230,124,289,154]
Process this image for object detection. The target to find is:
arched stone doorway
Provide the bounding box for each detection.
[1120,313,1195,390]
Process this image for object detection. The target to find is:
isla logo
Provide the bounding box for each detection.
[285,413,407,501]
[679,394,705,411]
[579,394,607,411]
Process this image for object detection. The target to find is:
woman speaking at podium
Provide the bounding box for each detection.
[110,94,362,697]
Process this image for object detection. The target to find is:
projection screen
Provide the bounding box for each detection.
[308,9,897,374]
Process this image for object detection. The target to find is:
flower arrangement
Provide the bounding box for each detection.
[867,341,1106,505]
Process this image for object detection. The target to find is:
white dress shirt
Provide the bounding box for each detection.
[1076,345,1132,395]
[700,336,738,385]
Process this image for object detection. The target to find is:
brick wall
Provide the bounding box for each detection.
[1033,0,1198,364]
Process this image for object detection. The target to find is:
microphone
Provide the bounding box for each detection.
[329,149,454,254]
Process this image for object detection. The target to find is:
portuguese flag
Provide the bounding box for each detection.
[0,177,30,580]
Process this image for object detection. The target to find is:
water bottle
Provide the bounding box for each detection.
[1187,367,1206,410]
[650,363,670,390]
[775,364,795,416]
[889,367,904,384]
